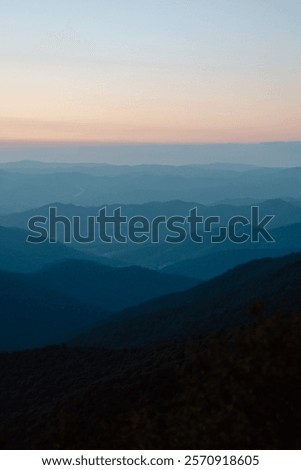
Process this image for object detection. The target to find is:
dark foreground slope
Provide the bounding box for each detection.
[73,252,301,348]
[1,253,301,449]
[0,309,301,449]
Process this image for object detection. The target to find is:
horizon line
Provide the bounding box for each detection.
[0,157,300,169]
[0,139,301,148]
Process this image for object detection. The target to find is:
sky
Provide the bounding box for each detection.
[0,0,300,145]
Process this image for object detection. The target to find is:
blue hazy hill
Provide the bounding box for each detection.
[0,162,301,213]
